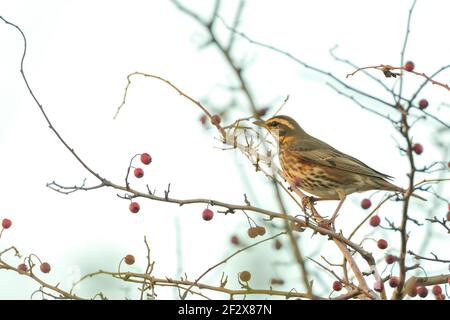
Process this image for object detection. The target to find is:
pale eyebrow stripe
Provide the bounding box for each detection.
[270,118,295,129]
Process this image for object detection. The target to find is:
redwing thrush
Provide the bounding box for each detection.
[254,115,425,220]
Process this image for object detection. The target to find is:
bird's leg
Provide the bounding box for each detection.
[299,196,322,222]
[287,178,316,214]
[300,196,316,209]
[329,191,346,225]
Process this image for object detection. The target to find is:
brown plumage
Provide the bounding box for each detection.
[254,115,425,204]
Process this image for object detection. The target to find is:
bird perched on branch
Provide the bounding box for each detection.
[253,115,425,222]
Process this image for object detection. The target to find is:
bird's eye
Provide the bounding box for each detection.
[269,121,278,127]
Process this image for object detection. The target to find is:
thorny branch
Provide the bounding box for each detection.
[408,251,450,263]
[346,64,450,93]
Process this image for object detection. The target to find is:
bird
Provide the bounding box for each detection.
[253,115,425,222]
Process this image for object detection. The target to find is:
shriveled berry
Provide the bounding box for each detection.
[389,276,399,288]
[40,262,51,274]
[377,239,388,250]
[418,99,428,109]
[202,209,214,221]
[17,263,28,274]
[271,278,284,285]
[256,226,266,236]
[140,153,152,165]
[239,271,251,282]
[274,239,282,250]
[412,143,423,155]
[129,202,140,213]
[134,168,144,178]
[247,227,258,238]
[404,61,415,72]
[332,281,342,291]
[124,254,135,265]
[211,115,221,126]
[361,198,371,209]
[2,218,12,229]
[369,215,380,227]
[447,211,450,221]
[385,254,396,265]
[417,286,428,298]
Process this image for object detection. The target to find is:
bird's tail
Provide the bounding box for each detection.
[375,179,427,201]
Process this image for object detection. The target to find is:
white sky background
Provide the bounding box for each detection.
[0,0,449,299]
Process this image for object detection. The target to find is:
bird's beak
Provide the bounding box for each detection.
[253,120,266,128]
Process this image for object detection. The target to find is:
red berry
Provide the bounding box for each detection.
[129,202,140,213]
[377,239,388,250]
[417,286,428,298]
[374,280,384,292]
[17,263,28,274]
[140,153,152,165]
[124,254,135,265]
[447,161,450,168]
[332,281,342,291]
[385,254,395,265]
[361,198,371,209]
[2,218,12,229]
[199,115,207,125]
[447,211,450,221]
[418,99,428,109]
[432,285,442,296]
[134,168,144,178]
[211,115,221,126]
[404,61,415,72]
[389,276,399,288]
[369,215,380,227]
[412,143,423,155]
[202,208,214,221]
[230,235,239,245]
[408,286,418,297]
[40,262,51,274]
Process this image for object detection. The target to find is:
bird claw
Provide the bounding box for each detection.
[301,196,316,209]
[301,197,309,209]
[318,219,333,230]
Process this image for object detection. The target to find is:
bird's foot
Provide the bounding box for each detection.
[301,196,318,209]
[318,217,335,231]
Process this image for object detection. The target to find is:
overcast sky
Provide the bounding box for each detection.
[0,0,449,299]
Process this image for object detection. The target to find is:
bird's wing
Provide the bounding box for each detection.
[289,136,394,180]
